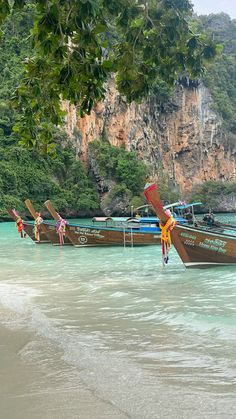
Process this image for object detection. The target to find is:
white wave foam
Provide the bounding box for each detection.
[0,283,40,328]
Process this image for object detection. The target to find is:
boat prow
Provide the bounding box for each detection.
[7,207,49,243]
[24,199,71,245]
[144,183,236,268]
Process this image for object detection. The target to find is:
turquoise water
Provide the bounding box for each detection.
[0,216,236,418]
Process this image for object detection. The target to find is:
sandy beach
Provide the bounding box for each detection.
[0,325,128,419]
[0,222,236,419]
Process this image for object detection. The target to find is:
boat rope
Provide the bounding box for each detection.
[160,216,176,265]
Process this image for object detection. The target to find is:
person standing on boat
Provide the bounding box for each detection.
[203,210,215,226]
[34,212,43,242]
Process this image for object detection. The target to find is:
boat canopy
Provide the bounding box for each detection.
[127,215,187,224]
[164,202,182,209]
[127,217,160,224]
[175,202,202,210]
[92,217,129,222]
[135,204,150,211]
[135,202,181,211]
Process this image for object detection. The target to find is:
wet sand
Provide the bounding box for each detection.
[0,326,128,419]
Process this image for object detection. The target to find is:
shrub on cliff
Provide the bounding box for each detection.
[190,180,236,210]
[89,140,148,197]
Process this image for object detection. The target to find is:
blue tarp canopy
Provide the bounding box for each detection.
[127,217,159,223]
[128,216,186,224]
[138,217,159,223]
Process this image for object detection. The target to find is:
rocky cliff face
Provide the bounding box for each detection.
[63,78,236,198]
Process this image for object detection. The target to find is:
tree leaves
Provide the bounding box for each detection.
[0,0,10,24]
[13,0,26,10]
[0,0,220,152]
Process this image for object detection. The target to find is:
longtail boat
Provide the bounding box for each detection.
[144,183,236,268]
[7,208,50,243]
[24,199,71,245]
[44,200,162,247]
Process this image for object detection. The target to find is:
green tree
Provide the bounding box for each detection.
[0,0,218,151]
[0,7,101,219]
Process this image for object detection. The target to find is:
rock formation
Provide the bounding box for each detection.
[63,78,236,198]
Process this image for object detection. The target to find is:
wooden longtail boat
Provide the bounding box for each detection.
[7,208,50,243]
[44,200,162,247]
[24,199,72,245]
[144,183,236,268]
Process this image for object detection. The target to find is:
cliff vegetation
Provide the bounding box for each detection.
[0,5,99,218]
[0,4,235,216]
[0,5,150,218]
[197,13,236,137]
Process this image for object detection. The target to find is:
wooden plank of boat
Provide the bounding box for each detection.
[24,199,63,245]
[42,221,73,245]
[7,208,49,243]
[43,200,75,245]
[44,200,161,247]
[66,223,161,247]
[144,183,236,268]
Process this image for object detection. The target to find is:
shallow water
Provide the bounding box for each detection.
[0,216,236,418]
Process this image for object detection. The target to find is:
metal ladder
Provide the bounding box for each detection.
[123,226,134,247]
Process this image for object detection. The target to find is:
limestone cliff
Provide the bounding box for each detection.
[63,79,236,197]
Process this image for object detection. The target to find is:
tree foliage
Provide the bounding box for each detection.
[196,13,236,135]
[0,133,100,219]
[89,140,148,195]
[190,180,236,209]
[0,5,100,218]
[0,6,155,218]
[0,0,218,151]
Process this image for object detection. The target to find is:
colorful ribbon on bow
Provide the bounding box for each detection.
[159,216,176,265]
[34,213,43,241]
[16,216,24,238]
[56,217,68,245]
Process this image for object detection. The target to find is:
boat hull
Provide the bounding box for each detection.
[174,224,236,268]
[143,182,236,269]
[23,222,72,245]
[23,221,50,243]
[43,222,72,245]
[66,224,161,246]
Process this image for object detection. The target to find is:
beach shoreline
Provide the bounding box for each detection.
[0,325,127,419]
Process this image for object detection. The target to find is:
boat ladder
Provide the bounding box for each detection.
[123,227,134,247]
